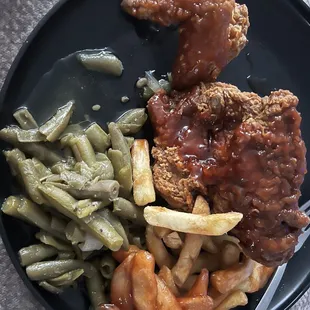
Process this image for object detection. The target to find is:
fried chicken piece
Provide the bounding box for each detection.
[121,0,249,89]
[148,82,309,266]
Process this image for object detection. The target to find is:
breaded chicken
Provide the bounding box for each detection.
[148,82,309,266]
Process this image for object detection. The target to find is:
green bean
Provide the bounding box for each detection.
[48,269,84,287]
[18,244,58,267]
[51,160,75,174]
[142,86,154,101]
[16,128,45,143]
[98,209,129,250]
[81,251,94,260]
[13,107,38,129]
[0,127,63,165]
[60,171,89,190]
[26,259,95,280]
[63,146,73,158]
[58,123,84,139]
[65,221,85,245]
[98,254,116,279]
[71,180,119,201]
[35,231,72,252]
[91,161,114,180]
[85,268,107,310]
[18,159,46,204]
[74,161,93,179]
[108,122,131,165]
[125,137,134,148]
[17,198,66,241]
[95,153,106,161]
[50,216,67,233]
[85,123,111,153]
[38,184,123,251]
[115,123,142,135]
[77,50,123,76]
[3,149,26,176]
[38,281,63,294]
[71,135,96,166]
[79,232,104,251]
[117,108,147,126]
[39,101,74,142]
[159,79,171,93]
[74,200,105,219]
[113,198,146,226]
[1,196,26,221]
[32,158,52,179]
[108,149,132,198]
[57,251,76,260]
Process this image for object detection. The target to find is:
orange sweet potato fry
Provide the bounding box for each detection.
[185,269,209,297]
[131,251,157,310]
[155,275,182,310]
[177,296,213,310]
[112,245,140,263]
[111,253,135,310]
[158,266,180,296]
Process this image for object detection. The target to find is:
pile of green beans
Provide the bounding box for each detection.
[0,103,149,307]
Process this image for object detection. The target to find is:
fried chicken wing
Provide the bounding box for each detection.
[148,82,309,266]
[121,0,249,89]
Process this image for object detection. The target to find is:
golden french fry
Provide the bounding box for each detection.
[172,233,203,287]
[153,226,172,239]
[163,232,184,249]
[192,195,210,215]
[185,269,209,297]
[190,252,221,274]
[211,258,255,294]
[220,242,240,269]
[158,266,180,297]
[155,275,182,310]
[213,235,241,249]
[208,287,230,308]
[146,225,176,269]
[131,251,157,310]
[131,140,156,206]
[201,236,219,254]
[214,290,248,310]
[112,245,140,263]
[177,296,214,310]
[181,275,197,292]
[111,253,135,310]
[237,262,275,293]
[144,207,243,236]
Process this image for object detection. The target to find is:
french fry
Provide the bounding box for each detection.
[220,242,240,269]
[153,226,172,239]
[213,235,241,249]
[111,253,135,310]
[201,236,219,254]
[158,266,180,297]
[146,225,176,269]
[112,245,140,263]
[144,207,243,236]
[190,252,221,274]
[214,290,248,310]
[208,287,230,308]
[155,275,182,310]
[185,269,209,297]
[131,251,157,310]
[177,296,213,310]
[163,232,184,249]
[192,195,210,215]
[211,258,255,294]
[172,233,203,287]
[237,262,275,293]
[181,275,197,292]
[131,140,156,206]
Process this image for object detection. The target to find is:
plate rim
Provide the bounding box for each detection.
[0,0,310,309]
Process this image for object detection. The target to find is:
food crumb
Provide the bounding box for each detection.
[121,96,130,103]
[92,104,101,111]
[136,77,148,88]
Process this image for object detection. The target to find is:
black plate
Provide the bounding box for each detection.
[1,0,310,309]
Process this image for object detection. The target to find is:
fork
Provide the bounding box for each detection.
[255,200,310,310]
